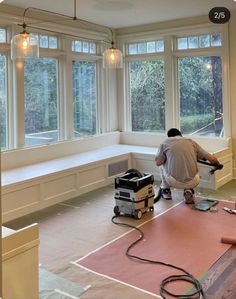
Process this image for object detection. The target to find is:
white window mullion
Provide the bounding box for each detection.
[123,61,131,131]
[221,24,231,138]
[60,37,73,140]
[7,53,15,149]
[13,60,25,148]
[164,35,178,130]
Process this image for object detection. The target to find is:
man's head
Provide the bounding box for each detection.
[167,128,182,137]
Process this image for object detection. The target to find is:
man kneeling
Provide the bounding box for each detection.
[155,128,221,204]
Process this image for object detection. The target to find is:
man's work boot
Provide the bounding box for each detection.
[184,188,195,204]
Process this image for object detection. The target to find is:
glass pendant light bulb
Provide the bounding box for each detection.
[22,34,29,50]
[103,46,123,69]
[110,51,115,61]
[11,27,39,60]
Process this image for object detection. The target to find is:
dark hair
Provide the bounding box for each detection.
[167,128,182,137]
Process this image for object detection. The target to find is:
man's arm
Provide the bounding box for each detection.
[204,153,220,165]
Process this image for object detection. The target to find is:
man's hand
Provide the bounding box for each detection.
[155,156,165,166]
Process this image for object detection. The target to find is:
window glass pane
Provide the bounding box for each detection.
[188,36,198,49]
[74,40,82,52]
[177,37,188,49]
[130,60,165,132]
[147,41,156,53]
[0,28,6,43]
[211,33,222,46]
[199,35,210,48]
[89,42,96,54]
[72,40,96,53]
[24,58,59,146]
[40,35,49,48]
[137,43,146,54]
[0,54,7,150]
[178,56,223,136]
[82,42,89,53]
[156,40,164,52]
[72,61,97,137]
[49,36,57,49]
[129,44,137,55]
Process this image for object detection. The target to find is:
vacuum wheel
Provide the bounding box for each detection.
[150,206,154,212]
[134,209,142,219]
[113,205,120,216]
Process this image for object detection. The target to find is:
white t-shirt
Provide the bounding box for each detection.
[156,136,209,183]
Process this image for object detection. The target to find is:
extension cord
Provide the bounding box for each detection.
[111,215,205,299]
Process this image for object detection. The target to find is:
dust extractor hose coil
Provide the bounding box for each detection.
[221,236,236,245]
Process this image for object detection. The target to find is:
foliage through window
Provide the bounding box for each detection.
[72,61,97,137]
[130,60,165,132]
[24,58,59,146]
[178,56,223,136]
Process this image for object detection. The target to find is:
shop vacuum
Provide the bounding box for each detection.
[113,168,155,219]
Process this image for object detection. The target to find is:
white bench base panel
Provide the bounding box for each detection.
[2,144,233,223]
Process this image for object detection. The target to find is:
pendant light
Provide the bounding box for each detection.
[103,40,123,69]
[10,0,123,68]
[11,23,39,60]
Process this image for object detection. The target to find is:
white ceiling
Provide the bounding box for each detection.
[2,0,236,28]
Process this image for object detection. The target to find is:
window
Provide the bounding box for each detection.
[0,54,7,150]
[24,58,59,146]
[129,60,165,132]
[177,33,222,50]
[72,40,96,54]
[128,40,164,55]
[72,61,97,137]
[0,28,6,43]
[35,34,58,49]
[178,56,223,136]
[125,29,226,136]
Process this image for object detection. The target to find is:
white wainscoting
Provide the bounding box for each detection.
[2,151,131,222]
[1,132,233,222]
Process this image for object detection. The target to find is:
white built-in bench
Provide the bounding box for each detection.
[1,131,233,222]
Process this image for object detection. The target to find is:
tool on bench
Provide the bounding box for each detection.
[197,159,223,174]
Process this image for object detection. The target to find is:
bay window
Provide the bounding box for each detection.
[125,30,226,137]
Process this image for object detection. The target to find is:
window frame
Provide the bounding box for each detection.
[120,24,230,138]
[0,23,106,150]
[24,56,60,147]
[72,58,98,138]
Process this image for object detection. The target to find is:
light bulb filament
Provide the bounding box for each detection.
[110,52,115,61]
[22,33,29,50]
